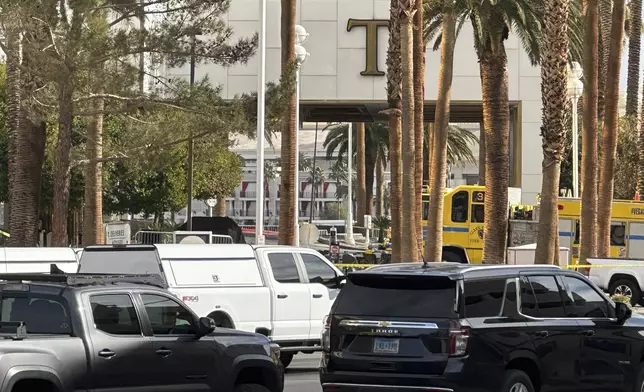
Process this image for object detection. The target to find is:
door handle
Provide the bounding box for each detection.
[156,348,173,357]
[313,294,323,298]
[98,349,116,358]
[533,331,549,338]
[277,294,288,299]
[580,330,596,337]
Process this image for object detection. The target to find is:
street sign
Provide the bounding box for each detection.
[105,222,131,244]
[257,235,266,245]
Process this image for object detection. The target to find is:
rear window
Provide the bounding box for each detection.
[333,274,458,318]
[78,249,162,276]
[0,293,71,335]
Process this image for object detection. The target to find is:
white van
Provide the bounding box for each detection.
[77,243,345,367]
[2,247,78,274]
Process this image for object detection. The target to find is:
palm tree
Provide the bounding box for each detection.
[356,123,367,228]
[278,0,297,245]
[579,0,600,266]
[384,0,404,262]
[427,0,542,264]
[425,0,457,263]
[413,0,425,254]
[534,0,570,265]
[597,0,626,257]
[598,0,612,122]
[399,0,419,262]
[625,0,641,116]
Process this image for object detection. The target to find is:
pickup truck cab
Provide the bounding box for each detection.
[77,243,345,367]
[0,272,282,392]
[588,257,644,305]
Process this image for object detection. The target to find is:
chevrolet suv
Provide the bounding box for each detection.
[320,262,644,392]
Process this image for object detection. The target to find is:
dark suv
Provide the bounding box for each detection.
[320,262,644,392]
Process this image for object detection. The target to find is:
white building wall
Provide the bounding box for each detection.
[165,0,543,205]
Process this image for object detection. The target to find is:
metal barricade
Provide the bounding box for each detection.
[132,231,173,244]
[211,234,233,244]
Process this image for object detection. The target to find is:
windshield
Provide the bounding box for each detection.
[78,249,163,276]
[0,294,71,335]
[334,274,458,318]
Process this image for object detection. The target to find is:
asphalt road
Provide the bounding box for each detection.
[284,353,322,392]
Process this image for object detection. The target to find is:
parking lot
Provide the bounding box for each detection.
[284,353,322,392]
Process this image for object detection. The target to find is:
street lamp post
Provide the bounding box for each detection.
[293,25,309,247]
[567,61,583,198]
[255,0,267,245]
[345,122,355,245]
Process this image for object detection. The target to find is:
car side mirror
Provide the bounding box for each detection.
[615,302,632,324]
[196,317,216,338]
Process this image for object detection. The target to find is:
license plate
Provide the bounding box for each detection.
[373,338,399,354]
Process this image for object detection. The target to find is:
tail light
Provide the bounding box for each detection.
[322,315,331,352]
[449,323,469,356]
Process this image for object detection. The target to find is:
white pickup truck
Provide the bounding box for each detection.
[77,243,345,367]
[587,257,644,305]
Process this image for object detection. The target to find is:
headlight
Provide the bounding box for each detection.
[268,342,280,364]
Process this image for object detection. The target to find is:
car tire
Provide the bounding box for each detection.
[234,384,271,392]
[280,352,294,368]
[442,250,464,263]
[501,369,534,392]
[609,278,641,306]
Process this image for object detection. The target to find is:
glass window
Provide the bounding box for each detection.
[560,276,609,318]
[0,294,71,335]
[90,294,141,336]
[451,191,469,223]
[464,279,506,317]
[141,294,196,335]
[335,275,457,318]
[472,204,484,223]
[301,254,337,288]
[268,253,301,283]
[521,276,566,318]
[610,222,626,246]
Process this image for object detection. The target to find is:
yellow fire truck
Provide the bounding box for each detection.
[421,185,644,264]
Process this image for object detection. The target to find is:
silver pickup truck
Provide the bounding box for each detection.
[0,272,283,392]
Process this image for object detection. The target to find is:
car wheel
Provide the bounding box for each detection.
[280,352,294,368]
[501,369,534,392]
[609,278,641,306]
[234,384,270,392]
[442,250,464,263]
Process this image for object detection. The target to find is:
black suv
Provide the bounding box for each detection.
[320,262,643,392]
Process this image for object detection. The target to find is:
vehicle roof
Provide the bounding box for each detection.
[360,262,562,280]
[3,247,78,263]
[154,243,256,259]
[0,273,166,293]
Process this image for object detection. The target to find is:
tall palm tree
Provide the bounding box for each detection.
[356,123,367,228]
[625,0,641,116]
[413,0,425,253]
[598,0,612,122]
[399,0,419,261]
[579,0,600,266]
[597,0,626,257]
[425,0,457,263]
[278,0,297,245]
[384,0,404,262]
[534,0,570,265]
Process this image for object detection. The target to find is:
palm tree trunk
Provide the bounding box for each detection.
[399,0,419,262]
[278,0,297,245]
[365,151,376,216]
[356,122,367,228]
[425,4,456,262]
[480,26,510,264]
[597,0,626,257]
[384,0,403,261]
[534,0,570,265]
[83,95,105,246]
[580,0,600,265]
[413,0,425,253]
[6,28,22,245]
[376,154,385,216]
[626,0,642,116]
[598,0,612,122]
[478,123,486,185]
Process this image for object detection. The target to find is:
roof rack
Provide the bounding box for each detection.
[0,273,166,289]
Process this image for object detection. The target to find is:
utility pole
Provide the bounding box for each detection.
[186,35,195,230]
[309,122,319,222]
